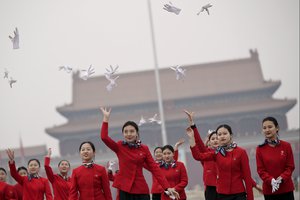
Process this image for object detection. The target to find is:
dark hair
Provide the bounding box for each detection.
[58,160,70,167]
[27,159,40,167]
[17,166,28,173]
[122,121,139,133]
[79,141,95,152]
[0,167,7,174]
[262,117,279,132]
[154,146,163,154]
[216,124,233,135]
[208,131,217,140]
[162,145,174,153]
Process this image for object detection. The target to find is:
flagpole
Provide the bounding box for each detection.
[147,0,168,145]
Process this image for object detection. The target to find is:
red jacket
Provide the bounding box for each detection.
[44,157,71,200]
[107,171,119,200]
[191,146,254,200]
[160,161,188,200]
[14,183,22,200]
[0,182,18,200]
[8,162,53,200]
[191,125,218,187]
[69,164,112,200]
[101,122,170,194]
[256,140,295,195]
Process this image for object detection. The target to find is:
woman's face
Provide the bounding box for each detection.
[28,160,40,174]
[80,143,95,162]
[162,148,174,163]
[217,127,231,146]
[123,125,138,143]
[154,148,163,161]
[18,169,28,177]
[262,120,278,140]
[58,161,70,174]
[0,170,6,182]
[209,134,219,148]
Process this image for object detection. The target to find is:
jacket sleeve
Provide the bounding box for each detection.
[240,150,254,200]
[101,168,113,200]
[69,169,79,200]
[174,150,178,161]
[144,146,170,190]
[101,122,119,153]
[44,156,55,183]
[191,125,208,152]
[190,146,214,161]
[174,163,188,193]
[44,179,53,200]
[280,143,295,182]
[8,161,24,185]
[256,147,273,185]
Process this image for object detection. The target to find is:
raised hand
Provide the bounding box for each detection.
[186,127,196,147]
[174,138,185,151]
[6,148,15,162]
[47,148,52,157]
[183,110,195,126]
[100,107,111,122]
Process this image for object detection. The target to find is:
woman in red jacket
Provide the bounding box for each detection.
[160,145,188,200]
[6,149,53,200]
[0,167,18,200]
[69,141,112,200]
[14,166,28,200]
[100,107,179,200]
[186,124,254,200]
[151,147,164,200]
[256,116,295,200]
[44,148,71,200]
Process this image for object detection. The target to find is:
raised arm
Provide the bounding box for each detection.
[186,128,214,161]
[44,148,55,183]
[183,110,207,152]
[6,149,24,185]
[100,107,118,152]
[174,138,185,161]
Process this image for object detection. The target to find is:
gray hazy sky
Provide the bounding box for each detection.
[0,0,299,156]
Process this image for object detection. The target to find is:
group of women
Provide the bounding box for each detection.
[0,107,295,200]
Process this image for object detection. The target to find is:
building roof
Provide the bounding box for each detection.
[46,98,296,138]
[0,145,47,159]
[61,50,276,110]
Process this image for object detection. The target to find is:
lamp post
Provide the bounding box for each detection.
[147,0,168,145]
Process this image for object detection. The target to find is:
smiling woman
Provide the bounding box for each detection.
[100,107,180,200]
[68,141,112,200]
[6,149,53,200]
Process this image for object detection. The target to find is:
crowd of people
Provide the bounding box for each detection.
[0,108,296,200]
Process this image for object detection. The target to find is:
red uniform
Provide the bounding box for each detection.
[69,164,112,200]
[256,140,295,195]
[101,122,170,194]
[108,171,119,200]
[44,157,71,200]
[8,161,53,200]
[191,145,254,200]
[0,182,18,200]
[191,125,217,187]
[160,161,188,200]
[14,183,22,200]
